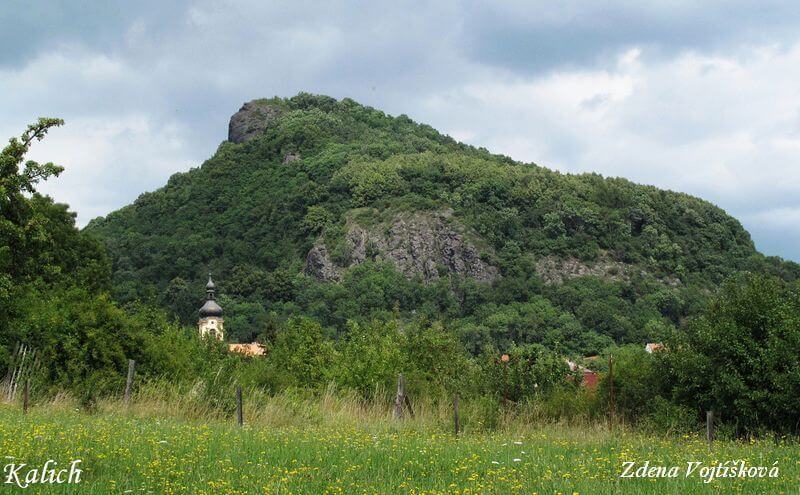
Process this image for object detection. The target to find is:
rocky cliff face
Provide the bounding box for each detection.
[534,255,681,287]
[305,210,499,283]
[304,210,682,288]
[228,100,282,143]
[305,243,341,281]
[534,256,632,285]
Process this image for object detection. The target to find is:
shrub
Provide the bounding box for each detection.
[266,317,337,388]
[477,344,570,402]
[597,345,662,422]
[664,273,800,434]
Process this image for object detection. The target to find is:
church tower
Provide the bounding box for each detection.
[198,274,224,340]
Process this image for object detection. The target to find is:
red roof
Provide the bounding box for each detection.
[645,343,665,353]
[228,342,266,357]
[565,359,598,389]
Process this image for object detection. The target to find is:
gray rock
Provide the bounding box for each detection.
[533,255,682,287]
[305,209,681,290]
[228,100,282,144]
[346,225,369,264]
[534,256,620,285]
[282,153,301,164]
[304,210,499,284]
[304,244,341,281]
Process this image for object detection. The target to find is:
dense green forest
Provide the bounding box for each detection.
[4,96,800,434]
[86,93,800,353]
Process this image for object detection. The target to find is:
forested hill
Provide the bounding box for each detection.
[85,93,800,352]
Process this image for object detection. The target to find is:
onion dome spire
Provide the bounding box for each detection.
[199,273,223,317]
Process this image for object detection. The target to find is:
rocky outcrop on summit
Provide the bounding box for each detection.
[228,100,282,143]
[305,210,499,283]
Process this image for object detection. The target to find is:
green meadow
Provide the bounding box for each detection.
[0,400,796,495]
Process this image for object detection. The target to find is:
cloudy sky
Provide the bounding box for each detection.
[3,1,800,260]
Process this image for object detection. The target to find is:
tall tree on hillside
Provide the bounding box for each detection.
[0,119,109,288]
[0,120,111,371]
[0,118,64,281]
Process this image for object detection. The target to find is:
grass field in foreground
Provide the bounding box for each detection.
[0,405,797,494]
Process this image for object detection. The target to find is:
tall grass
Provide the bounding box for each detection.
[79,376,608,437]
[1,397,797,494]
[4,373,611,434]
[2,373,797,494]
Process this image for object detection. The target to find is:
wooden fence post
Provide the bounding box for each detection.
[404,394,415,419]
[23,379,29,415]
[706,410,714,446]
[608,355,615,428]
[453,394,460,436]
[124,359,136,405]
[501,355,509,406]
[236,387,243,427]
[394,374,405,420]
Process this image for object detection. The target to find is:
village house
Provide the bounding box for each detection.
[645,343,665,353]
[565,359,598,390]
[227,342,267,357]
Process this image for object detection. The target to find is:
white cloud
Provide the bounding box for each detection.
[744,207,800,228]
[17,114,195,224]
[0,47,200,226]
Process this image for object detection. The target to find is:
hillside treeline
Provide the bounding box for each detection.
[85,94,800,351]
[2,113,799,435]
